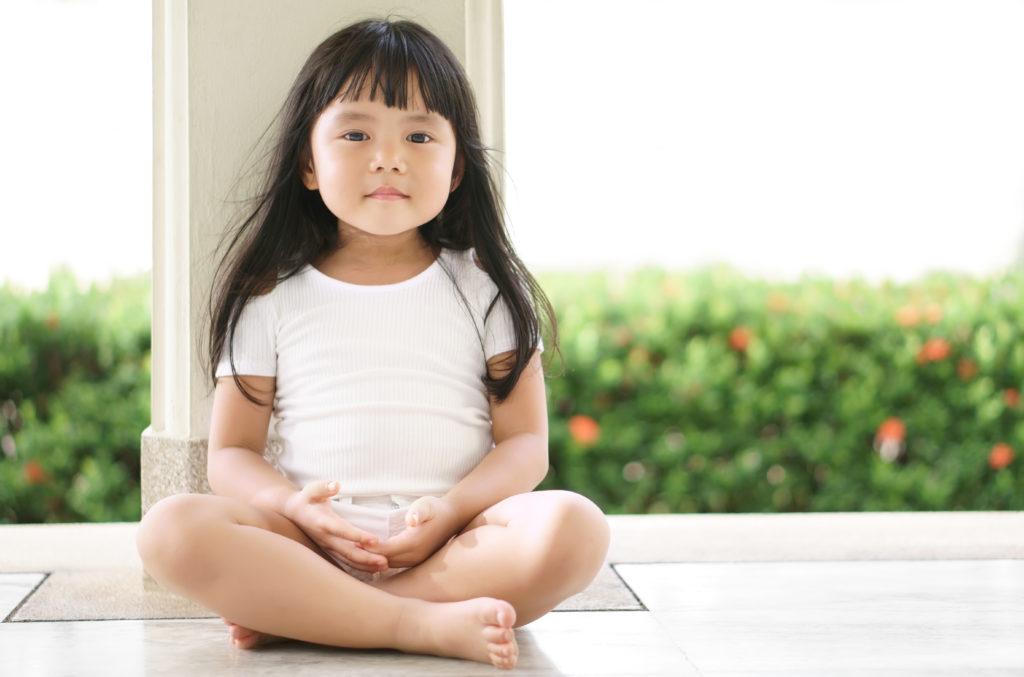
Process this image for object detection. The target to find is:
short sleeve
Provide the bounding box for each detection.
[482,290,545,361]
[215,294,277,378]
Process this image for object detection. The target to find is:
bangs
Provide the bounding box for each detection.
[324,34,461,126]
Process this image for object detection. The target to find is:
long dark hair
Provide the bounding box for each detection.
[202,15,560,408]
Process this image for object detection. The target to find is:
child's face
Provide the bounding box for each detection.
[302,73,462,239]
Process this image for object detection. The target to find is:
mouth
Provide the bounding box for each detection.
[367,194,408,201]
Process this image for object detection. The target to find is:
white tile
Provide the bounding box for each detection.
[615,560,1024,674]
[0,611,697,676]
[0,573,44,621]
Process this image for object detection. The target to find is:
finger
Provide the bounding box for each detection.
[327,553,380,573]
[406,497,436,526]
[330,549,386,573]
[304,479,339,501]
[339,540,389,568]
[318,514,379,547]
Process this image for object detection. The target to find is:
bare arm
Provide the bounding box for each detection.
[207,447,300,516]
[441,432,548,532]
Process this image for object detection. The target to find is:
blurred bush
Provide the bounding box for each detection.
[1,265,149,523]
[535,264,1022,513]
[1,262,1021,523]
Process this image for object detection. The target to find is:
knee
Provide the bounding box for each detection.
[534,491,611,579]
[136,493,209,573]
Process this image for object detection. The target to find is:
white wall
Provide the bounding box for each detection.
[505,0,1024,284]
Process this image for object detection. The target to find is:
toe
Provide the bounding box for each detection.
[488,642,510,656]
[484,598,516,629]
[483,625,513,643]
[495,653,516,669]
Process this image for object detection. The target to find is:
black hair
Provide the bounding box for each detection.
[201,15,560,408]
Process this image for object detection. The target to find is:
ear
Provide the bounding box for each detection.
[450,151,465,193]
[301,149,318,191]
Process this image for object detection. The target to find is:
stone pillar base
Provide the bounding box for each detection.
[140,427,283,515]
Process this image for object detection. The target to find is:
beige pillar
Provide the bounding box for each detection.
[141,0,505,513]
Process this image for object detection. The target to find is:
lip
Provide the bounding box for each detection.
[367,186,408,198]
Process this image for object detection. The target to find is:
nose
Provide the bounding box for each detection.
[369,141,406,173]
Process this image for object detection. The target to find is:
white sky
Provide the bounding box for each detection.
[0,0,151,293]
[506,0,1024,284]
[1,0,1022,292]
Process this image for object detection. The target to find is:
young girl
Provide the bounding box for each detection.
[136,16,610,670]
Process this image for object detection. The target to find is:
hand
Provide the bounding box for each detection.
[359,496,462,569]
[282,479,391,574]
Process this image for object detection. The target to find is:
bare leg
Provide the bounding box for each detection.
[372,490,611,627]
[136,494,520,668]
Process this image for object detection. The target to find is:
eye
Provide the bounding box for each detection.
[340,131,433,144]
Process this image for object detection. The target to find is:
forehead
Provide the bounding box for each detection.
[327,72,444,124]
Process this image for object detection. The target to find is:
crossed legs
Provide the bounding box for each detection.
[136,489,609,663]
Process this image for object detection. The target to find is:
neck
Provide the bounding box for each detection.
[332,222,437,268]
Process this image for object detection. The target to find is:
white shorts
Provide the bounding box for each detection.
[325,493,442,583]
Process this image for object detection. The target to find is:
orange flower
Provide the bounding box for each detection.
[23,460,48,485]
[729,326,752,352]
[896,305,920,327]
[989,443,1014,470]
[916,338,951,364]
[876,417,906,442]
[957,358,978,381]
[568,414,600,446]
[767,292,789,313]
[924,302,943,325]
[1003,388,1019,408]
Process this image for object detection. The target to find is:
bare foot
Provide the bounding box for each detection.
[397,597,519,669]
[222,617,288,650]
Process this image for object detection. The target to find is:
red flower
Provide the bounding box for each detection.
[568,414,600,446]
[23,460,48,485]
[916,338,951,364]
[1003,388,1019,408]
[957,358,978,381]
[729,326,752,352]
[875,417,906,443]
[989,443,1014,470]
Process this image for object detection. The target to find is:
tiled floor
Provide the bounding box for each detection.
[2,513,1023,675]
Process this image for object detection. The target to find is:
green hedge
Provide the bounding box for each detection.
[537,265,1022,512]
[1,263,1020,523]
[0,266,149,523]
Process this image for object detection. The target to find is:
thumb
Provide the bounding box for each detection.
[306,479,339,501]
[406,496,436,527]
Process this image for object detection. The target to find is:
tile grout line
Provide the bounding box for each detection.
[3,571,50,623]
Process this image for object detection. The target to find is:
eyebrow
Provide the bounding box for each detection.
[330,110,441,124]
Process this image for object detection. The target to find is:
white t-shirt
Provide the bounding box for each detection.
[214,246,544,498]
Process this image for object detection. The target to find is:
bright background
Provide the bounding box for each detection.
[2,0,1024,291]
[0,0,151,293]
